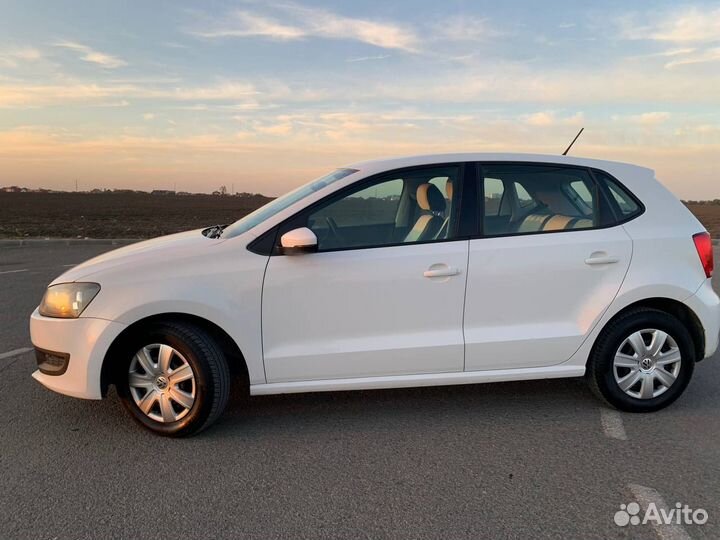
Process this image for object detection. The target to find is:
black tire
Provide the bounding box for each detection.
[116,322,230,437]
[586,308,695,412]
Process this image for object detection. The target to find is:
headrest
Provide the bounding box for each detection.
[445,179,453,200]
[416,183,445,212]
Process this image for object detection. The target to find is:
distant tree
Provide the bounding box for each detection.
[218,185,227,196]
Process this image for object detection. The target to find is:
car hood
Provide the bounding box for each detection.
[52,229,219,284]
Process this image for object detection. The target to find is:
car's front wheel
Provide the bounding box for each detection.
[587,308,695,412]
[116,322,230,436]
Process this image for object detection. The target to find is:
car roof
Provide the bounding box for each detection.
[346,153,655,178]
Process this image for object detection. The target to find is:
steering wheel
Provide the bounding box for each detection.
[325,217,345,245]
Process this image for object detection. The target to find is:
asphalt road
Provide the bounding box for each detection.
[1,243,719,539]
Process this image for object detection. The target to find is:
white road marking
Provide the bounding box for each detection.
[62,264,77,267]
[600,408,628,440]
[0,269,28,275]
[0,347,33,360]
[628,484,692,540]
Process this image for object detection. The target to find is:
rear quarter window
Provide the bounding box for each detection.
[594,171,643,221]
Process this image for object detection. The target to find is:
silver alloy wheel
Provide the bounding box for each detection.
[613,328,682,400]
[128,344,196,423]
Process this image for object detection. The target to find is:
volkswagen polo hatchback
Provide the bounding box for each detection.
[31,153,719,436]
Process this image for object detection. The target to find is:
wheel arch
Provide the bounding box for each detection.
[596,297,705,362]
[100,312,249,397]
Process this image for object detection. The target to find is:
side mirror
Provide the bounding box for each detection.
[280,227,318,255]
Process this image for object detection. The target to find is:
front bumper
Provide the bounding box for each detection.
[29,309,126,399]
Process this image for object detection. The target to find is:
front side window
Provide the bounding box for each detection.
[481,164,599,236]
[306,166,460,251]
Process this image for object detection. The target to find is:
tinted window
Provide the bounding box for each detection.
[514,182,536,209]
[429,176,451,201]
[484,178,506,216]
[313,179,404,230]
[570,180,592,203]
[564,180,593,217]
[223,168,357,238]
[307,166,460,251]
[597,172,641,218]
[481,164,598,236]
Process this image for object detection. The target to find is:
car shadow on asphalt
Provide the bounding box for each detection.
[199,377,600,439]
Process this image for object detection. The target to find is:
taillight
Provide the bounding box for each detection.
[693,232,714,278]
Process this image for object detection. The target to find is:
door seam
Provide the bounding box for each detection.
[259,254,272,384]
[461,240,470,371]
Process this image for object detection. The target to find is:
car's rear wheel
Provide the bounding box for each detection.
[587,308,695,412]
[116,322,230,436]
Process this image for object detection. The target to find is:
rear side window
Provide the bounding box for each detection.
[595,171,642,219]
[570,180,592,202]
[484,178,506,216]
[514,182,536,209]
[480,164,599,236]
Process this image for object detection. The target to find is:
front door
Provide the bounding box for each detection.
[261,165,469,382]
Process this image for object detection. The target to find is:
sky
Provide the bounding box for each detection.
[1,0,719,199]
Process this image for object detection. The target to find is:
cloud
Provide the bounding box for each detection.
[522,111,584,127]
[649,48,697,57]
[620,7,720,43]
[619,8,720,71]
[0,82,134,107]
[5,58,720,112]
[191,11,305,40]
[156,81,260,101]
[0,47,42,68]
[190,7,506,54]
[364,64,720,105]
[0,79,313,108]
[614,112,671,126]
[93,99,130,108]
[523,112,555,126]
[256,122,293,135]
[346,54,390,63]
[3,113,720,198]
[665,47,720,69]
[143,113,156,121]
[55,41,127,68]
[189,4,419,51]
[434,16,502,42]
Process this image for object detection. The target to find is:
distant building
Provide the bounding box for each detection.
[151,189,175,196]
[1,186,23,193]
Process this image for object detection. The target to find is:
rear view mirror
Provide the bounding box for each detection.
[280,227,318,255]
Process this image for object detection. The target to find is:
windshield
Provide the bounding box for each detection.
[222,168,358,239]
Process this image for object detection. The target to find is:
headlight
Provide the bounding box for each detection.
[39,283,101,318]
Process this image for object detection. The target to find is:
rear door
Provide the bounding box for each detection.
[463,163,632,371]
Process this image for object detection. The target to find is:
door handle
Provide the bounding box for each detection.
[585,255,619,265]
[424,266,460,278]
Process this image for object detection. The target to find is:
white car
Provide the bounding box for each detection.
[31,153,718,436]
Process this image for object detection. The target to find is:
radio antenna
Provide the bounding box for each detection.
[562,127,584,156]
